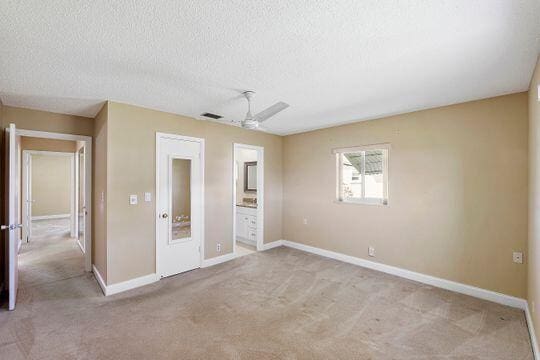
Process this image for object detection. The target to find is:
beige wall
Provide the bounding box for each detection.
[529,55,540,342]
[20,137,77,222]
[2,106,94,136]
[104,101,283,284]
[93,103,108,282]
[30,154,72,217]
[21,137,77,153]
[235,148,258,203]
[283,93,528,298]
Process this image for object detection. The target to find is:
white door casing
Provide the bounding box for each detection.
[232,143,264,256]
[77,146,86,253]
[16,129,93,272]
[156,133,204,278]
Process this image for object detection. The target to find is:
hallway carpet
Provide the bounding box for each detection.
[0,241,533,359]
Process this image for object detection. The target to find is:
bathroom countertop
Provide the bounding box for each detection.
[236,203,257,209]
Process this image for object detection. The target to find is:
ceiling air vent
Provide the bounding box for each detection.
[200,112,223,120]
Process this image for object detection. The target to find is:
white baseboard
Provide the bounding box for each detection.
[76,239,85,254]
[281,240,527,310]
[261,240,283,251]
[32,214,71,220]
[92,265,159,296]
[526,304,540,359]
[202,252,237,268]
[92,265,107,295]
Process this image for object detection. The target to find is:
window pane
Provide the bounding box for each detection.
[342,153,363,199]
[364,150,384,199]
[172,159,191,240]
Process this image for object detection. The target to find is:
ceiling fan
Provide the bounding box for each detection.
[236,91,289,130]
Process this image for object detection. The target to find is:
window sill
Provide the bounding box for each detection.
[334,199,388,206]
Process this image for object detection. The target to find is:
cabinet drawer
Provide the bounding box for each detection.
[248,217,257,228]
[248,230,257,241]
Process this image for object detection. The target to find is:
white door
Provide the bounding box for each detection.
[157,134,203,278]
[4,123,21,310]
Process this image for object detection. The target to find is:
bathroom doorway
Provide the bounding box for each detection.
[233,143,264,257]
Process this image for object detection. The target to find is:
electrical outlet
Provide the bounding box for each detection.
[368,246,375,257]
[513,251,523,264]
[303,218,308,225]
[217,243,221,252]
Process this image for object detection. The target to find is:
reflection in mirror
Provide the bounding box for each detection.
[172,158,191,240]
[244,161,257,192]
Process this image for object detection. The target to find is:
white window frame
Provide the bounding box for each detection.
[334,143,390,206]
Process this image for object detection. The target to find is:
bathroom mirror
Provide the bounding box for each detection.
[244,161,257,192]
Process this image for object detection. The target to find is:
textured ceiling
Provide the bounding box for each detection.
[1,1,539,135]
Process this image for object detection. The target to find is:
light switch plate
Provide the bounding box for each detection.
[144,192,152,202]
[130,194,138,205]
[513,251,523,264]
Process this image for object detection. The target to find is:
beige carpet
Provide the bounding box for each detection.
[0,233,533,359]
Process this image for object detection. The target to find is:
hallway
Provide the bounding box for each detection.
[18,218,85,288]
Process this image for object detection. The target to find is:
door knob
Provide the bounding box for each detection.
[161,213,169,219]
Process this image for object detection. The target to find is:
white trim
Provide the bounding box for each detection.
[232,143,264,258]
[70,153,76,237]
[201,240,282,268]
[280,240,527,310]
[76,237,85,254]
[155,132,205,278]
[332,142,391,154]
[106,274,159,296]
[93,265,159,296]
[17,129,93,272]
[201,252,237,268]
[261,240,283,251]
[92,265,107,295]
[526,304,540,359]
[31,214,71,220]
[16,129,91,142]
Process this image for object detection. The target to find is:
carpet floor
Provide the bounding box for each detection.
[0,232,534,359]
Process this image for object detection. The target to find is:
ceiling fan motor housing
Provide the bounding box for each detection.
[242,119,258,129]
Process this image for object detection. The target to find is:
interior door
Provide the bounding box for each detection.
[3,123,21,310]
[77,146,85,252]
[157,135,202,278]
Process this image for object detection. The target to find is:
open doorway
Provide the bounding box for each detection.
[17,136,89,288]
[233,143,264,258]
[8,130,92,308]
[22,150,75,242]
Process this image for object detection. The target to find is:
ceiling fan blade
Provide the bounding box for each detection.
[253,102,289,123]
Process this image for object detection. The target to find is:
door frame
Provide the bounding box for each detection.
[232,143,264,255]
[22,150,76,243]
[155,132,205,276]
[16,129,92,272]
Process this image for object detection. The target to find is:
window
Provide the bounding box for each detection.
[335,145,389,205]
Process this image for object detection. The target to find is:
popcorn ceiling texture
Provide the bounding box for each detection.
[0,1,539,134]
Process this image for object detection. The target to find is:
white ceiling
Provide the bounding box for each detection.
[1,1,539,135]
